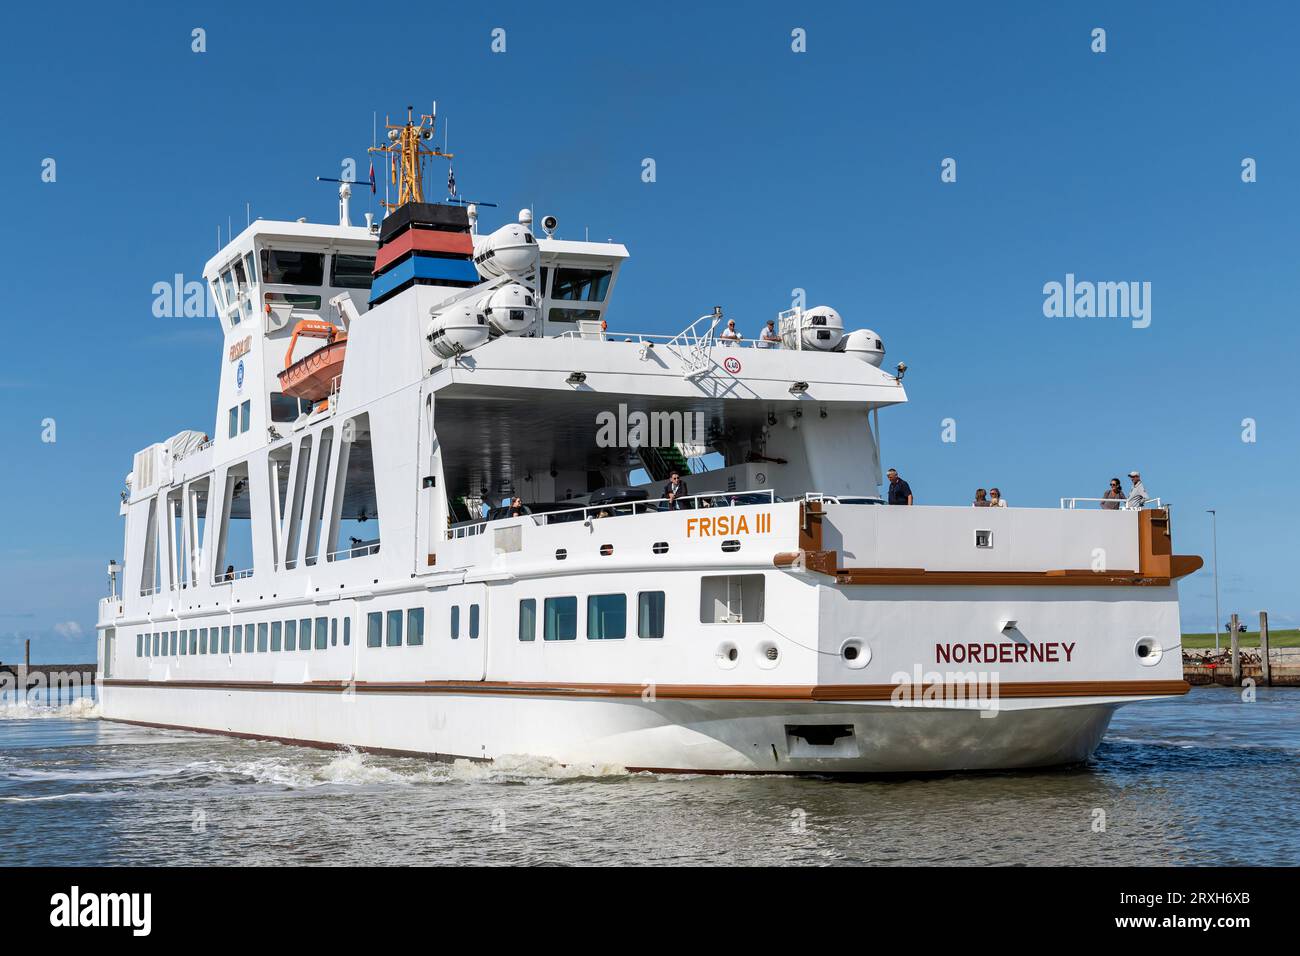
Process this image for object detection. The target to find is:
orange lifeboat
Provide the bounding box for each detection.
[278,319,348,404]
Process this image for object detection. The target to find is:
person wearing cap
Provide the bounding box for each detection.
[757,320,781,349]
[1126,471,1148,509]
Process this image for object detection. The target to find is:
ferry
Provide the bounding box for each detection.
[95,104,1202,773]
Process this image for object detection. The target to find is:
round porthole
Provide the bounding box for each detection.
[1134,636,1163,666]
[841,639,871,669]
[716,642,740,669]
[756,641,780,669]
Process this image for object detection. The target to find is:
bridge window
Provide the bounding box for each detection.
[330,254,375,289]
[469,604,480,639]
[299,618,312,651]
[258,622,269,652]
[261,249,324,286]
[551,268,611,302]
[385,610,402,647]
[407,608,424,646]
[366,612,381,648]
[271,621,282,652]
[344,618,351,646]
[315,617,328,650]
[285,619,297,651]
[450,606,460,640]
[544,597,577,641]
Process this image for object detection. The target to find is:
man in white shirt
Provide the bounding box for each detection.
[719,319,742,346]
[1126,471,1148,509]
[757,320,781,349]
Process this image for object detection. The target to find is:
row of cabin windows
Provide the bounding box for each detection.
[518,591,666,642]
[259,250,375,290]
[363,604,481,647]
[227,399,251,438]
[135,617,350,657]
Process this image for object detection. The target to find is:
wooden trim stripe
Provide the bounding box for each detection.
[778,504,1204,587]
[102,677,1189,701]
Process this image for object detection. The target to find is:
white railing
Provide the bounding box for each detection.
[554,330,782,350]
[532,488,778,526]
[326,542,380,562]
[1060,497,1164,510]
[447,522,487,540]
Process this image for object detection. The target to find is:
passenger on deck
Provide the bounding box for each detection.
[719,319,742,346]
[1101,478,1124,510]
[758,320,781,349]
[222,565,235,582]
[989,488,1007,507]
[1126,472,1148,509]
[509,496,526,517]
[886,469,913,505]
[663,470,690,509]
[973,488,990,507]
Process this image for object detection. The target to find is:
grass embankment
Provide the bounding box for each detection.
[1181,629,1300,649]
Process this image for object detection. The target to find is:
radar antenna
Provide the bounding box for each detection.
[367,103,454,211]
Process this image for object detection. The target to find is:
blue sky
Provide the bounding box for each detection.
[1,1,1296,662]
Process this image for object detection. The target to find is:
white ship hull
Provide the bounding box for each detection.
[102,682,1123,774]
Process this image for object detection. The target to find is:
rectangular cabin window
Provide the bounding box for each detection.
[386,610,402,647]
[136,633,143,657]
[550,268,611,302]
[189,629,198,655]
[367,612,382,648]
[700,575,766,624]
[331,618,338,646]
[265,291,322,310]
[330,254,375,289]
[638,592,666,639]
[170,631,178,656]
[285,619,297,651]
[271,621,282,652]
[220,626,230,653]
[257,622,269,652]
[518,599,536,642]
[343,618,351,646]
[153,632,161,656]
[469,605,480,640]
[239,400,250,434]
[407,608,424,646]
[544,597,577,642]
[298,618,311,651]
[231,624,242,654]
[315,617,328,650]
[587,594,626,640]
[228,406,239,439]
[179,631,187,656]
[270,393,314,423]
[260,249,325,286]
[450,606,460,640]
[199,628,208,654]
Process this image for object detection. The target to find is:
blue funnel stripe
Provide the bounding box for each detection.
[369,255,480,304]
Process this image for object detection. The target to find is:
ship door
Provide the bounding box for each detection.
[414,389,446,577]
[439,582,487,680]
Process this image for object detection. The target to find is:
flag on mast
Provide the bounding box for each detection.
[368,161,376,195]
[447,164,456,198]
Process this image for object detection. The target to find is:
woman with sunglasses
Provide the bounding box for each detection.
[1101,478,1124,510]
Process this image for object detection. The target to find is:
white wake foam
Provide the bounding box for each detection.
[0,697,101,720]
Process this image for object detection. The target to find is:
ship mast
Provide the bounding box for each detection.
[368,103,454,211]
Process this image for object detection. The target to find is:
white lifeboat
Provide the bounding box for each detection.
[781,305,844,351]
[841,328,885,367]
[427,303,489,358]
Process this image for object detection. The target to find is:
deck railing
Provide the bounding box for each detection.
[445,489,779,538]
[326,542,380,562]
[1060,497,1164,510]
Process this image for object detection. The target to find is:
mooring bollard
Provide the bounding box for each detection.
[1260,610,1272,687]
[1230,613,1241,685]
